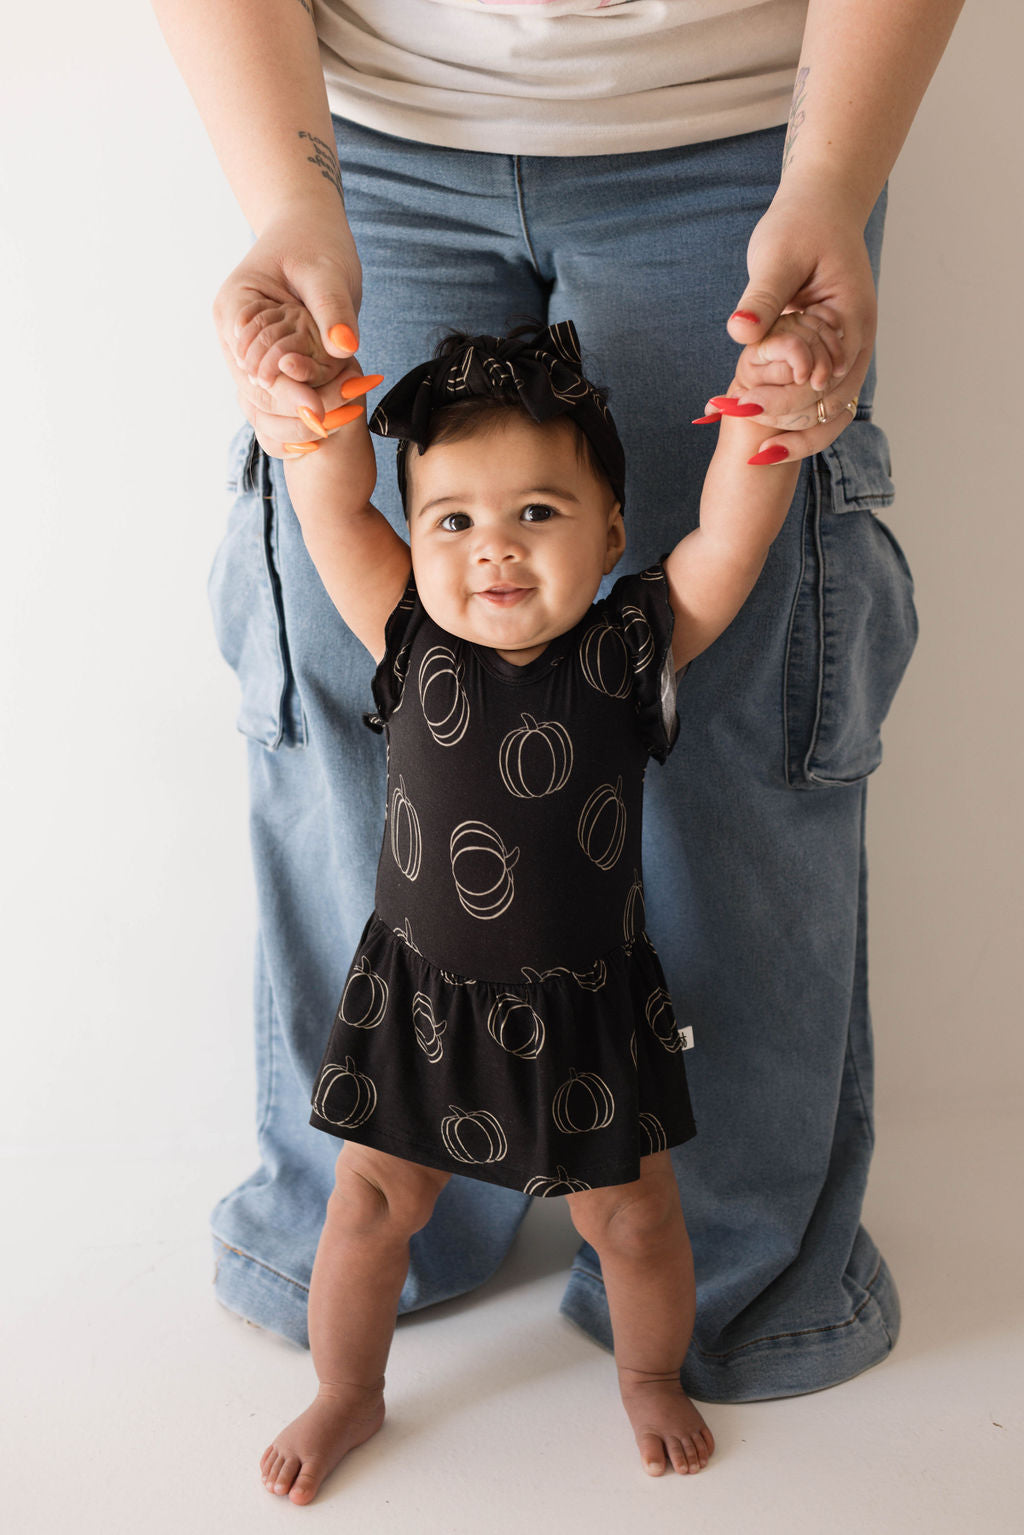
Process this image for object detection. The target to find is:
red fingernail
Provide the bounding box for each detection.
[328,323,359,353]
[731,310,760,324]
[708,396,764,417]
[747,444,790,466]
[692,413,722,425]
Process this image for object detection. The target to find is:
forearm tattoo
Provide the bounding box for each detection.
[781,67,809,174]
[295,0,313,16]
[298,130,345,209]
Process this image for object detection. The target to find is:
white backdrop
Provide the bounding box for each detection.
[1,1,1020,1174]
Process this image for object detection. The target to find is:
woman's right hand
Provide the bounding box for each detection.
[211,208,365,457]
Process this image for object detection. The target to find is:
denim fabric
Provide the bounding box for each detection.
[209,117,915,1401]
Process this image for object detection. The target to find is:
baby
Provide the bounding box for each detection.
[236,312,842,1502]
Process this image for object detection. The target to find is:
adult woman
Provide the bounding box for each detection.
[153,0,963,1400]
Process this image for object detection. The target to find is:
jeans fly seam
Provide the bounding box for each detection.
[512,156,543,279]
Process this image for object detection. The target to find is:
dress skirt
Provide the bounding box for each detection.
[309,910,696,1195]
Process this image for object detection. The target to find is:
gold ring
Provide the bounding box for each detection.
[816,397,828,426]
[844,395,859,419]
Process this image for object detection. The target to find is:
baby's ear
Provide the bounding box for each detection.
[605,504,626,569]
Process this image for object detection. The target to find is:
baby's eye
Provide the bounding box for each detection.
[521,503,556,523]
[439,512,471,532]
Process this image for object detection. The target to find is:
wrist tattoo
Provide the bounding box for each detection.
[781,67,809,174]
[298,130,345,209]
[295,0,313,16]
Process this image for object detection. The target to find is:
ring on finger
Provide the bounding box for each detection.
[816,396,829,426]
[844,394,859,419]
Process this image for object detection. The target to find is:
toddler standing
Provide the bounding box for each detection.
[240,315,839,1500]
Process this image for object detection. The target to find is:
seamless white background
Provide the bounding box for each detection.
[1,4,1021,1532]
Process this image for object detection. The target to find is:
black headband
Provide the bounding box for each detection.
[367,320,625,516]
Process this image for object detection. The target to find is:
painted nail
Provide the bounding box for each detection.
[747,444,790,466]
[341,373,384,400]
[707,396,765,417]
[692,413,722,425]
[297,407,328,439]
[328,323,359,353]
[730,310,760,324]
[322,401,366,431]
[283,442,321,457]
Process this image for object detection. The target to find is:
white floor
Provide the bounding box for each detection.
[6,1107,1021,1535]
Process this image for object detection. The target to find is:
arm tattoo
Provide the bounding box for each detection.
[295,0,313,16]
[298,130,345,209]
[781,67,809,175]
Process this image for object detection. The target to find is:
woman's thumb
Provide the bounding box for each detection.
[302,282,360,357]
[725,286,786,346]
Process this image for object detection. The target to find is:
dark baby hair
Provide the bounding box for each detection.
[397,321,616,517]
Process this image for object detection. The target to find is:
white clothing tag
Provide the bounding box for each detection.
[678,1026,694,1052]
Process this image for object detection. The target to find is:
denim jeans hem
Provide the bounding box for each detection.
[212,1235,311,1349]
[558,1251,901,1403]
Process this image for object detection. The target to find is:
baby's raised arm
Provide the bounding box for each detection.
[280,373,412,663]
[663,401,801,673]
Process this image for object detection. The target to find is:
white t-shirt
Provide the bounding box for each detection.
[315,0,807,156]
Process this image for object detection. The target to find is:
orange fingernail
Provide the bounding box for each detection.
[328,323,359,353]
[322,401,366,431]
[340,373,384,401]
[283,442,321,457]
[297,407,328,439]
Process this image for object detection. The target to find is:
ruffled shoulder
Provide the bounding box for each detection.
[363,574,422,733]
[594,559,681,764]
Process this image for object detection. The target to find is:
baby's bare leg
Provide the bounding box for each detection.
[566,1153,714,1477]
[260,1144,450,1504]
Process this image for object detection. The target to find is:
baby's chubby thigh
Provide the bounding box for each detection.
[331,1142,452,1239]
[562,1150,685,1254]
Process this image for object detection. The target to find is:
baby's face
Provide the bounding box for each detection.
[406,415,625,666]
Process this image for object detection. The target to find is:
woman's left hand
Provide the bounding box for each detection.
[702,186,878,462]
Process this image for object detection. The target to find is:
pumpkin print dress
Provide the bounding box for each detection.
[309,561,697,1195]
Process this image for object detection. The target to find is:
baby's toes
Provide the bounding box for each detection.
[667,1435,703,1475]
[289,1461,323,1505]
[637,1431,668,1476]
[262,1449,284,1490]
[271,1454,302,1496]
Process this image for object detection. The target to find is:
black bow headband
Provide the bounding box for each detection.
[367,320,625,515]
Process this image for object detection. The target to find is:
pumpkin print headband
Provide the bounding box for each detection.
[367,319,626,516]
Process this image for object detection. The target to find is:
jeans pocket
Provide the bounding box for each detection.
[208,422,307,750]
[784,419,918,788]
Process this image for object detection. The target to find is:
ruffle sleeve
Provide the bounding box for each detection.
[362,574,422,733]
[600,558,681,764]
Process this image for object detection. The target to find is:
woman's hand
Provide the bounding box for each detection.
[705,185,877,462]
[212,207,365,456]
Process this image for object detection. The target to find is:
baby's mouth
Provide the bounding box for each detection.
[478,584,532,605]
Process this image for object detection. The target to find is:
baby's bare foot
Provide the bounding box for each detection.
[260,1381,386,1504]
[618,1370,715,1477]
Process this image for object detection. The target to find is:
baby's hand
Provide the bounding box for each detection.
[732,304,848,396]
[234,289,346,393]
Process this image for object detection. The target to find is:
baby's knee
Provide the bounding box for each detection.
[568,1183,680,1259]
[333,1145,447,1238]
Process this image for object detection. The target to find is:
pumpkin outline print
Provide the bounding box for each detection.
[498,713,574,799]
[389,775,422,882]
[620,604,656,671]
[393,917,422,953]
[623,868,646,941]
[313,1055,378,1128]
[449,819,519,921]
[521,959,608,991]
[337,955,389,1030]
[440,1104,509,1164]
[523,1164,592,1196]
[418,644,470,747]
[578,777,627,871]
[579,614,631,699]
[639,1111,669,1155]
[645,987,683,1053]
[552,1067,615,1135]
[412,992,447,1063]
[486,994,546,1060]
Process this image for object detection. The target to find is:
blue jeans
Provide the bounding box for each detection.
[208,117,916,1402]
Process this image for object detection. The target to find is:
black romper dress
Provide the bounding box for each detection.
[309,561,697,1195]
